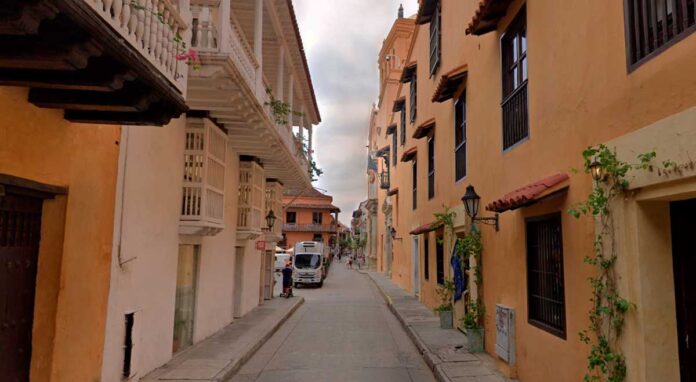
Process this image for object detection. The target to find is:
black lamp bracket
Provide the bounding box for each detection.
[473,213,499,232]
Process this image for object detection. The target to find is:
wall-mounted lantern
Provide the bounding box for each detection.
[265,210,277,230]
[461,185,499,231]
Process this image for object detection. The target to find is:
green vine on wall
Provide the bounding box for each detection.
[569,144,659,382]
[432,207,485,330]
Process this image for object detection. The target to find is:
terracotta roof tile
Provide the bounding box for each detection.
[387,188,399,196]
[386,123,397,134]
[393,97,406,112]
[432,64,468,103]
[284,203,341,212]
[412,118,435,139]
[400,62,418,83]
[466,0,515,35]
[400,146,418,162]
[409,220,444,235]
[416,0,438,24]
[486,173,570,213]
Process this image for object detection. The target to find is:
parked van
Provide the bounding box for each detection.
[293,241,326,287]
[274,252,291,272]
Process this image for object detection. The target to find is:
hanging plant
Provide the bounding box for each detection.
[568,144,664,382]
[264,87,305,126]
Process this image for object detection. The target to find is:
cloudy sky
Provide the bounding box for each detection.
[293,0,419,225]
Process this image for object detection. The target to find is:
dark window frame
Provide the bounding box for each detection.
[436,234,444,285]
[410,72,418,123]
[500,7,529,151]
[526,213,567,339]
[392,130,398,166]
[454,92,467,181]
[313,233,323,242]
[412,160,418,210]
[424,236,430,280]
[427,134,435,200]
[624,0,696,71]
[429,1,441,76]
[312,211,323,225]
[286,211,297,224]
[400,110,406,146]
[123,313,135,379]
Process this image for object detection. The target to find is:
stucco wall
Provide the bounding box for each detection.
[368,0,696,380]
[101,122,185,381]
[0,87,120,382]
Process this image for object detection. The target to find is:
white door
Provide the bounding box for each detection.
[412,236,420,297]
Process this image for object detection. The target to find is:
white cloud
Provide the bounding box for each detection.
[293,0,419,224]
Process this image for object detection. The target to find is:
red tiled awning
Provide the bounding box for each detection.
[416,0,438,24]
[376,145,390,157]
[387,188,399,196]
[401,146,417,162]
[486,173,570,213]
[409,220,444,235]
[432,64,468,103]
[386,123,397,134]
[400,62,417,83]
[466,0,515,35]
[412,118,435,139]
[393,97,406,112]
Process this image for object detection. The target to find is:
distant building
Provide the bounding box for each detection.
[282,188,341,251]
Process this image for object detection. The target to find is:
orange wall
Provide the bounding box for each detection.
[0,87,120,381]
[368,1,696,381]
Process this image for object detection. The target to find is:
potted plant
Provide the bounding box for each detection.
[434,280,455,329]
[462,301,485,352]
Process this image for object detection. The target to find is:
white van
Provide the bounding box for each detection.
[274,253,291,272]
[293,241,325,287]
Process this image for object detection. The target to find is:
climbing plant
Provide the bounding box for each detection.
[264,87,305,126]
[568,144,658,382]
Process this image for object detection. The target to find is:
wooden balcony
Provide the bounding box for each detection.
[185,0,318,193]
[283,223,338,233]
[179,117,227,236]
[237,159,265,241]
[0,0,190,125]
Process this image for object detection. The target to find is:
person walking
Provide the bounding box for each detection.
[347,255,353,270]
[281,261,293,298]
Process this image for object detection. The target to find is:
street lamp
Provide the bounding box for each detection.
[589,160,606,182]
[461,185,499,231]
[265,210,277,230]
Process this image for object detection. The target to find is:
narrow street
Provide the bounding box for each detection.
[232,261,436,382]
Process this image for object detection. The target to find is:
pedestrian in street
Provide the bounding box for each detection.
[281,261,293,298]
[347,255,353,270]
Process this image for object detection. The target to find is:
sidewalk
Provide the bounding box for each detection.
[362,271,515,382]
[142,296,304,382]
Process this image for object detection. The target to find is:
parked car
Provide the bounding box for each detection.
[275,253,292,272]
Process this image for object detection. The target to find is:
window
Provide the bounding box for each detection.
[436,235,444,285]
[312,212,323,224]
[123,313,135,379]
[286,211,296,224]
[424,237,430,280]
[412,160,418,210]
[625,0,696,68]
[429,1,441,75]
[313,233,323,242]
[392,129,398,165]
[400,110,406,146]
[501,8,528,150]
[526,214,566,338]
[427,135,435,199]
[410,72,417,122]
[455,92,467,181]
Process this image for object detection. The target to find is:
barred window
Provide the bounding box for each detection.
[454,92,467,181]
[501,7,528,150]
[526,214,566,338]
[412,160,418,210]
[400,110,406,145]
[427,135,435,199]
[424,237,430,280]
[625,0,696,69]
[410,73,417,123]
[429,2,441,75]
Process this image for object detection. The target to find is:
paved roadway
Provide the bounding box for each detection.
[231,259,437,382]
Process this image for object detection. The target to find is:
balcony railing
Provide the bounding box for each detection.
[283,223,338,233]
[380,171,390,190]
[89,0,188,92]
[502,81,528,150]
[238,160,265,233]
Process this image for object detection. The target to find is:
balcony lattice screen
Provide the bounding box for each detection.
[238,161,265,230]
[181,118,227,229]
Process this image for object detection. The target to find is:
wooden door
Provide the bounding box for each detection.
[671,199,696,382]
[173,244,199,353]
[0,193,42,382]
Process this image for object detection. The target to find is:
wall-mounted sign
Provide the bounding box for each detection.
[256,241,266,251]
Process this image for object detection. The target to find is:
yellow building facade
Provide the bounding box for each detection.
[368,1,696,381]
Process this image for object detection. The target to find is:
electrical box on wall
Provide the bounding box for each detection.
[495,304,516,364]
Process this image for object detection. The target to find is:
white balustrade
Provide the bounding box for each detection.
[86,0,188,92]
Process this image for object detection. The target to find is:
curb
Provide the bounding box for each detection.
[361,272,451,382]
[217,297,305,381]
